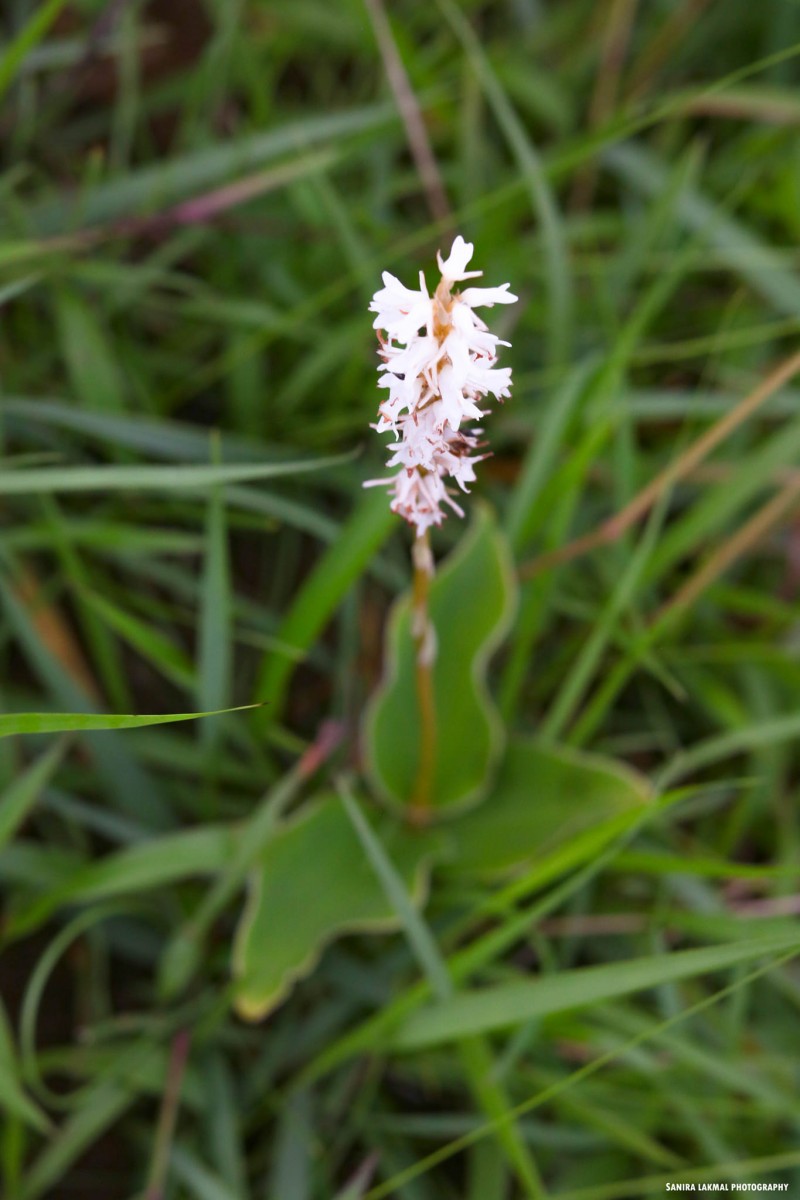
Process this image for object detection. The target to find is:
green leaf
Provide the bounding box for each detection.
[170,1145,248,1200]
[606,141,800,317]
[8,825,238,941]
[444,737,651,877]
[268,1093,313,1200]
[232,796,440,1021]
[339,781,451,1001]
[30,102,396,233]
[0,452,353,497]
[539,496,668,744]
[392,933,800,1051]
[198,456,232,739]
[0,275,41,307]
[333,1159,377,1200]
[336,786,543,1196]
[0,571,173,827]
[253,489,395,719]
[0,0,68,102]
[19,1073,151,1200]
[55,290,126,412]
[159,755,318,1000]
[0,706,255,740]
[365,505,516,817]
[78,587,196,693]
[0,741,65,850]
[503,360,594,554]
[0,999,50,1133]
[436,0,570,367]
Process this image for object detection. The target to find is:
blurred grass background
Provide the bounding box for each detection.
[3,0,800,1196]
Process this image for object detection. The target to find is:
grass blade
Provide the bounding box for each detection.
[0,0,68,101]
[0,453,354,497]
[394,934,800,1050]
[0,706,256,740]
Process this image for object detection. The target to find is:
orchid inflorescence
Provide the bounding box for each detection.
[365,236,517,538]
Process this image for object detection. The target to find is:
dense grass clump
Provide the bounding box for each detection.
[2,2,800,1197]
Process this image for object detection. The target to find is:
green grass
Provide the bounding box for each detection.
[3,1,800,1197]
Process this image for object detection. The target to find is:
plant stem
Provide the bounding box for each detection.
[144,1028,191,1200]
[410,531,436,826]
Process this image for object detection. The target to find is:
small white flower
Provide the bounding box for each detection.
[460,283,518,308]
[437,363,484,431]
[436,235,483,283]
[465,361,513,401]
[369,271,431,341]
[365,236,516,537]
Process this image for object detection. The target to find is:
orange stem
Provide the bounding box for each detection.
[409,532,437,826]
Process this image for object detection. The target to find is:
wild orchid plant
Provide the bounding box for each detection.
[365,236,517,820]
[234,238,653,1020]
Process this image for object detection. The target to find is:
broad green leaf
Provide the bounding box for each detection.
[365,505,515,817]
[232,796,441,1021]
[295,791,679,1088]
[392,933,800,1051]
[0,706,255,740]
[444,737,651,877]
[339,782,451,1001]
[159,755,319,1000]
[338,781,548,1194]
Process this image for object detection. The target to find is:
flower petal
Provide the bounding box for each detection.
[437,235,482,282]
[460,283,518,307]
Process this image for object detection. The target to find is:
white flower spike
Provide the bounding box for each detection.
[365,236,517,537]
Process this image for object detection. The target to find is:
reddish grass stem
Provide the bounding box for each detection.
[144,1029,191,1200]
[520,349,800,580]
